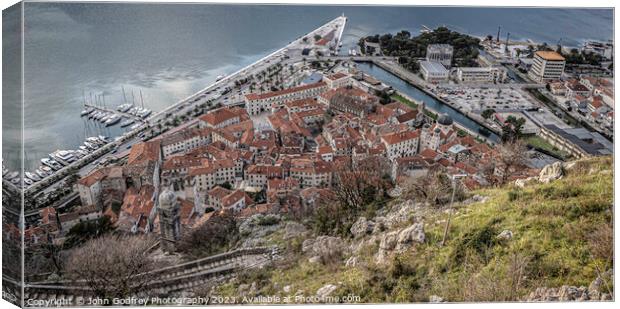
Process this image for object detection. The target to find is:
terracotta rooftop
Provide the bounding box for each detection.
[127,140,161,165]
[535,50,565,61]
[199,107,247,127]
[381,129,420,145]
[245,82,326,101]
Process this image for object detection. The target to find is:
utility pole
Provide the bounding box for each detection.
[441,174,467,247]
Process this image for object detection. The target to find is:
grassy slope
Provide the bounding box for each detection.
[218,156,613,302]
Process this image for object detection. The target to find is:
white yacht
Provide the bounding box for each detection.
[120,118,135,127]
[39,166,53,174]
[50,150,77,164]
[139,109,152,118]
[25,172,41,182]
[41,158,62,170]
[81,107,93,117]
[7,171,19,180]
[105,114,122,126]
[35,169,48,179]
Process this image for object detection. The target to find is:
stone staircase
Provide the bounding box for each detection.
[19,246,279,304]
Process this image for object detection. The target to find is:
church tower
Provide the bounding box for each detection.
[158,188,181,253]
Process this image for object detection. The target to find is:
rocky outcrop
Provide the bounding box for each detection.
[375,222,425,264]
[497,230,513,241]
[303,236,346,264]
[515,177,538,188]
[238,214,282,247]
[344,256,359,267]
[429,295,445,303]
[525,271,613,301]
[316,284,338,299]
[539,162,563,184]
[283,221,308,239]
[350,217,374,239]
[375,199,421,230]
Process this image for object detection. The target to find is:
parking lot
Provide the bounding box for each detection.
[438,87,537,113]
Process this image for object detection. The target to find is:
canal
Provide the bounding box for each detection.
[355,62,500,142]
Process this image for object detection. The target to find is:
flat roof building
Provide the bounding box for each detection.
[528,51,566,83]
[426,44,453,68]
[420,60,449,83]
[456,66,507,84]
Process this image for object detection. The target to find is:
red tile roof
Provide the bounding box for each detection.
[245,82,326,101]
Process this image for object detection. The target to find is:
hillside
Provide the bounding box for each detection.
[214,156,613,303]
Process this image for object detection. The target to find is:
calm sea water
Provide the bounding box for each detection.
[2,3,613,170]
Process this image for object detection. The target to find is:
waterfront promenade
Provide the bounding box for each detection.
[20,16,347,198]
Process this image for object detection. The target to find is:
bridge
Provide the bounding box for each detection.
[10,246,278,305]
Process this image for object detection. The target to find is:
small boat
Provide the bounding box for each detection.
[84,142,99,150]
[98,135,109,143]
[105,114,121,126]
[216,74,226,82]
[7,171,19,180]
[35,169,48,178]
[100,113,112,122]
[25,172,41,181]
[39,166,53,174]
[24,178,33,186]
[120,118,135,127]
[41,158,62,170]
[117,103,132,113]
[139,110,152,118]
[81,107,93,116]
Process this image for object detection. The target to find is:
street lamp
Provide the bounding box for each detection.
[440,173,468,247]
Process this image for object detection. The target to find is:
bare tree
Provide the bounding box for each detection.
[405,167,456,205]
[65,234,158,299]
[496,140,528,185]
[333,155,391,213]
[177,211,238,259]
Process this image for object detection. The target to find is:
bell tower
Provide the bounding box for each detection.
[158,188,181,253]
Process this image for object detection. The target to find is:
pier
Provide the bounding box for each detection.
[83,104,147,123]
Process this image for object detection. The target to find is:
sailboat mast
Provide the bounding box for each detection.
[140,90,145,108]
[122,86,128,104]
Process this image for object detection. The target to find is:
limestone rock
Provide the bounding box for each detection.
[515,177,537,188]
[382,200,419,229]
[375,222,425,263]
[345,256,359,267]
[525,271,614,301]
[311,236,345,259]
[284,221,307,239]
[429,295,444,303]
[316,284,338,299]
[302,239,315,253]
[350,217,375,238]
[497,230,513,241]
[395,222,425,251]
[539,162,563,184]
[308,256,321,264]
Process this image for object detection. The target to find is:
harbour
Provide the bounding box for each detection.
[4,5,612,172]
